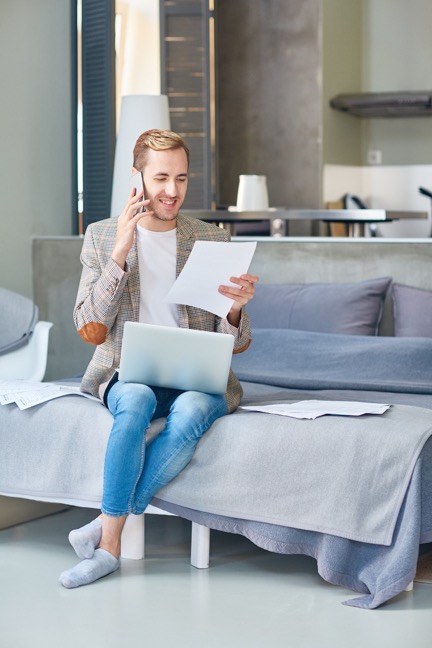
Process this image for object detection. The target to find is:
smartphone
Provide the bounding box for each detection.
[130,171,146,212]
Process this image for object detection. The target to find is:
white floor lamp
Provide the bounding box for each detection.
[110,94,171,217]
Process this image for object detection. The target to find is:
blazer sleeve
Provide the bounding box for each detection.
[212,225,252,353]
[73,224,130,345]
[216,309,252,354]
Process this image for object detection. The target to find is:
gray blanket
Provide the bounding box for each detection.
[157,402,432,545]
[231,328,432,393]
[2,385,431,547]
[154,438,432,609]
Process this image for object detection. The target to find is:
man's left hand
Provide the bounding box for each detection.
[219,273,259,327]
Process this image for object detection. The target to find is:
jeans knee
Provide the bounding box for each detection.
[109,382,157,418]
[167,392,227,443]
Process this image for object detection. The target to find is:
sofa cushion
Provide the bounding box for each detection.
[392,283,432,337]
[0,288,38,355]
[246,277,392,336]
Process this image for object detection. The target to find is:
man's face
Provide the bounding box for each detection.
[139,147,188,230]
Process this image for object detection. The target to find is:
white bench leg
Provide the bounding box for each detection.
[405,580,414,592]
[119,513,210,567]
[191,522,210,569]
[120,513,145,560]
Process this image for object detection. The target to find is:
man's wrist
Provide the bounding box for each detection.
[111,251,127,270]
[227,308,241,328]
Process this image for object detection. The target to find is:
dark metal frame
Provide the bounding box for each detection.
[70,0,78,234]
[159,0,213,209]
[81,0,116,231]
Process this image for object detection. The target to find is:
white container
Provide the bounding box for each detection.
[236,175,269,211]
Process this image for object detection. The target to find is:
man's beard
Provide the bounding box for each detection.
[151,202,180,222]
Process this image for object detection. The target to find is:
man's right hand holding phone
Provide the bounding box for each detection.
[130,171,147,214]
[112,182,151,270]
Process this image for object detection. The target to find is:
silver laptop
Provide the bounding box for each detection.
[118,322,234,395]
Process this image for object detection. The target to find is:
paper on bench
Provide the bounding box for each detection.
[0,380,50,406]
[239,400,390,420]
[165,240,257,318]
[0,381,101,410]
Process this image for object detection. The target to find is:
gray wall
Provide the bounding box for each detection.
[322,0,432,167]
[362,0,432,166]
[216,0,322,217]
[0,0,74,299]
[322,0,363,165]
[33,236,93,381]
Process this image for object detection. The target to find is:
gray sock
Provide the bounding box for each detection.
[68,517,102,560]
[59,549,120,589]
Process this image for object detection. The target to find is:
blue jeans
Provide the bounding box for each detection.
[102,380,228,516]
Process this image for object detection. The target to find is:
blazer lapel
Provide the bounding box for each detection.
[176,215,195,328]
[126,236,140,321]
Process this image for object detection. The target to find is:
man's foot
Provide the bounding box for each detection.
[59,549,120,589]
[68,517,102,559]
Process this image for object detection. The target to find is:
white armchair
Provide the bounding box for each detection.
[0,321,53,381]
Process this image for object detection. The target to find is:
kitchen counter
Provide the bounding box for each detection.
[182,208,428,237]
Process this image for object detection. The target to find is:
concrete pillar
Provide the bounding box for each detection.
[216,0,322,229]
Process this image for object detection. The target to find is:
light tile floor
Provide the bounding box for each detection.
[1,507,432,648]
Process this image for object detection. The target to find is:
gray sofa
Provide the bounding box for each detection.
[1,234,432,608]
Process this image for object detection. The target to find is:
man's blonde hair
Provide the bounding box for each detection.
[133,129,190,171]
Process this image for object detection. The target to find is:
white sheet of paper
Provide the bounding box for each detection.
[239,400,390,420]
[0,381,101,410]
[165,241,257,318]
[12,386,101,410]
[0,380,52,394]
[0,381,51,404]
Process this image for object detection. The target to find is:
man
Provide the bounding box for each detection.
[59,129,258,588]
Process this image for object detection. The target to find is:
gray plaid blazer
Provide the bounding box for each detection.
[74,213,252,413]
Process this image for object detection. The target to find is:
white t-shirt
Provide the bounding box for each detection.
[136,226,179,327]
